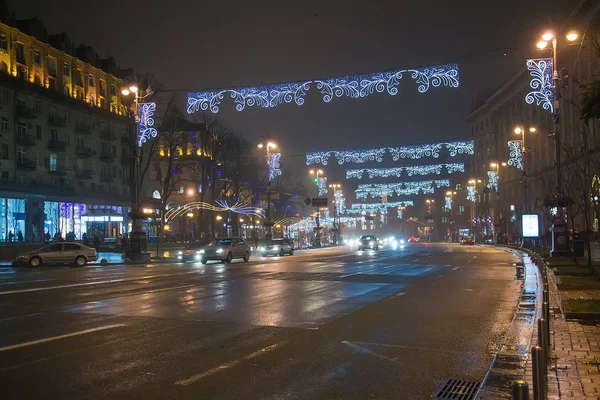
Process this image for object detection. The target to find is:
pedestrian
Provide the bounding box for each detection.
[54,231,61,241]
[121,235,128,255]
[45,231,50,242]
[82,233,89,246]
[7,230,13,243]
[17,231,23,242]
[94,235,100,251]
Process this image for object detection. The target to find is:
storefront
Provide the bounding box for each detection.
[44,202,126,241]
[0,197,26,242]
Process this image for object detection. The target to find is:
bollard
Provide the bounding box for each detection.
[512,380,529,400]
[543,301,551,355]
[532,345,546,400]
[538,318,549,372]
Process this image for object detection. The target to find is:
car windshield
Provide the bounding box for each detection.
[270,239,284,245]
[208,239,232,247]
[186,242,208,249]
[360,236,375,240]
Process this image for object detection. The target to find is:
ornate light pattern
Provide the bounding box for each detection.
[347,200,414,214]
[138,102,158,147]
[318,177,328,197]
[346,163,465,179]
[164,201,265,222]
[445,196,452,211]
[467,186,476,202]
[525,59,554,112]
[268,152,282,181]
[355,180,450,199]
[507,140,523,170]
[188,63,459,114]
[335,189,345,214]
[306,140,474,165]
[487,171,498,192]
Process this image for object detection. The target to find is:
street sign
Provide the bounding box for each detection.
[304,197,312,206]
[311,197,328,207]
[364,215,375,221]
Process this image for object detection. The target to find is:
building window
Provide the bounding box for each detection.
[62,63,70,76]
[36,125,42,139]
[35,101,41,113]
[16,122,27,137]
[47,57,57,77]
[442,217,449,224]
[99,80,106,97]
[33,50,41,65]
[0,34,7,51]
[48,77,56,91]
[49,107,56,118]
[455,184,462,191]
[49,153,57,172]
[34,151,39,165]
[0,117,8,131]
[1,144,8,159]
[77,136,84,148]
[0,89,8,104]
[16,43,25,63]
[17,98,25,108]
[88,74,95,87]
[459,205,465,214]
[17,147,25,162]
[65,133,70,146]
[1,171,7,181]
[112,145,116,155]
[75,70,83,87]
[64,156,69,169]
[63,85,70,96]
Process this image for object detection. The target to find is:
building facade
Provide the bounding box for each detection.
[0,17,134,243]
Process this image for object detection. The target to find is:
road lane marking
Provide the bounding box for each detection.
[342,341,401,364]
[345,341,476,356]
[452,267,460,271]
[0,323,125,352]
[175,341,287,385]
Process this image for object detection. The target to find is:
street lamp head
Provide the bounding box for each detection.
[239,218,244,223]
[187,188,195,196]
[216,215,223,220]
[318,169,323,174]
[477,179,482,183]
[129,85,139,93]
[541,31,554,41]
[121,88,130,96]
[501,162,507,166]
[446,191,452,196]
[529,126,537,133]
[309,169,314,175]
[267,142,277,149]
[536,40,548,50]
[468,179,476,184]
[490,162,497,168]
[566,31,579,42]
[257,142,264,149]
[514,127,523,135]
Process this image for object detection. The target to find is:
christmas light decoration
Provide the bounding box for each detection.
[445,196,452,210]
[467,186,476,202]
[164,201,265,222]
[306,140,474,165]
[355,180,450,199]
[347,200,414,214]
[507,141,523,170]
[487,171,498,192]
[268,152,282,181]
[318,177,328,197]
[346,163,465,179]
[138,102,157,147]
[188,63,459,114]
[335,189,345,214]
[525,59,554,112]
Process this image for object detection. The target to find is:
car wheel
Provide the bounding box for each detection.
[201,260,208,264]
[289,249,294,255]
[29,256,42,268]
[243,252,250,262]
[74,256,87,267]
[279,249,285,257]
[226,252,233,264]
[261,254,267,257]
[358,247,362,251]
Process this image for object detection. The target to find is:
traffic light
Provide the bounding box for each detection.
[313,178,318,183]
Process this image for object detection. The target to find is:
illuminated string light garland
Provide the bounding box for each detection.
[525,59,554,112]
[318,177,328,197]
[507,141,523,170]
[268,152,282,181]
[164,201,264,222]
[467,186,476,202]
[335,189,345,214]
[138,102,157,147]
[347,200,414,214]
[445,196,452,210]
[487,171,498,192]
[306,140,474,165]
[355,180,450,199]
[346,163,465,179]
[187,63,459,114]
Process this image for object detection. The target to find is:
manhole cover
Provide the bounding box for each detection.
[432,378,480,399]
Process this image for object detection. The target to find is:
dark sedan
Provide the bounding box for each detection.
[357,235,379,251]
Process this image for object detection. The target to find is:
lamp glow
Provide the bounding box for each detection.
[536,41,548,49]
[566,31,579,42]
[121,88,130,96]
[541,32,553,41]
[129,85,138,93]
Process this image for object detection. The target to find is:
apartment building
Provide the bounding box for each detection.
[0,16,134,243]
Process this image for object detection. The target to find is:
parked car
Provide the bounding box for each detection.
[177,241,209,262]
[201,237,250,264]
[357,235,379,251]
[260,238,294,257]
[461,237,475,245]
[14,242,98,267]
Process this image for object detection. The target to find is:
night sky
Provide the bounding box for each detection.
[6,0,578,188]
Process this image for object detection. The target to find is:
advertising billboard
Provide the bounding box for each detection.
[522,213,540,238]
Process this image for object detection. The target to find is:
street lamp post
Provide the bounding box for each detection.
[490,162,507,244]
[469,179,483,242]
[121,83,153,262]
[514,125,536,213]
[329,183,341,245]
[446,191,457,242]
[258,140,277,240]
[309,168,324,227]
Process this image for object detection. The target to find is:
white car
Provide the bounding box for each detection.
[260,238,294,256]
[200,238,251,264]
[15,242,98,267]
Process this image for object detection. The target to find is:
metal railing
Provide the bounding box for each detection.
[509,247,551,400]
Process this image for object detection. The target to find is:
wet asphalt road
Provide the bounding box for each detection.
[0,243,522,400]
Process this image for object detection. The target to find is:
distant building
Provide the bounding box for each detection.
[0,17,134,243]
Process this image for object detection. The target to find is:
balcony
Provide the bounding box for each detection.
[48,114,67,127]
[16,133,36,146]
[17,157,37,170]
[48,139,66,152]
[75,121,92,135]
[76,146,95,157]
[100,127,116,141]
[16,104,38,119]
[100,174,114,183]
[75,168,94,179]
[99,152,115,162]
[48,165,67,176]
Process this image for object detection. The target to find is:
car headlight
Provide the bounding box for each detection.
[196,250,205,254]
[369,241,374,245]
[195,254,202,260]
[399,239,405,244]
[178,250,183,255]
[177,256,182,260]
[216,248,224,254]
[273,246,279,250]
[259,246,266,251]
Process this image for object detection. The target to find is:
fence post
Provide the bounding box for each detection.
[532,345,545,400]
[512,379,529,400]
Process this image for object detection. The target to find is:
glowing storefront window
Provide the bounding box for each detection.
[0,198,26,241]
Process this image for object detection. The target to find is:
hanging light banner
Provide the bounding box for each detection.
[525,58,554,113]
[347,200,414,214]
[306,140,474,165]
[467,186,476,202]
[138,102,157,147]
[268,152,282,181]
[355,179,450,199]
[507,141,523,170]
[346,163,465,179]
[445,196,452,210]
[318,177,328,197]
[487,171,498,191]
[187,63,459,114]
